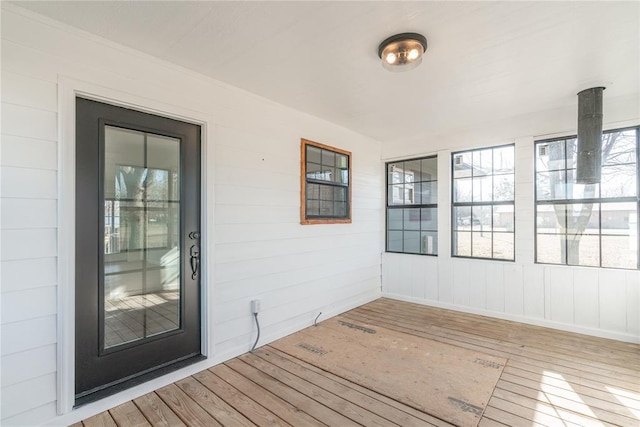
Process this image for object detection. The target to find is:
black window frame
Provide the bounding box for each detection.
[385,155,438,256]
[301,138,352,224]
[534,125,640,270]
[451,144,516,261]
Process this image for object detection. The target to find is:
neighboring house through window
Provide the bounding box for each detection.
[452,145,515,260]
[535,126,639,269]
[301,139,351,224]
[386,156,438,255]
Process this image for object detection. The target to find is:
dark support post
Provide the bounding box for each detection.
[576,87,605,184]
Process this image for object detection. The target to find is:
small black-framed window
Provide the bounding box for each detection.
[301,139,351,224]
[452,144,515,261]
[535,126,639,269]
[386,156,438,255]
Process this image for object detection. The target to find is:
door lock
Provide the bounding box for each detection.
[190,245,200,280]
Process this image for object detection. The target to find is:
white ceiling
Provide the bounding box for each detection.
[10,1,640,146]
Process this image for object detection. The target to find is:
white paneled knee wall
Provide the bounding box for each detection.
[383,141,640,344]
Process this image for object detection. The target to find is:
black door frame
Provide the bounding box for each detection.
[75,97,204,406]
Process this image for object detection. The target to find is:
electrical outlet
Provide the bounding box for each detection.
[251,299,261,314]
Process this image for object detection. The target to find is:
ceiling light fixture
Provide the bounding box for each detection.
[378,32,428,72]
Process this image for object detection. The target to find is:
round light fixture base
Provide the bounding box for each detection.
[378,32,427,72]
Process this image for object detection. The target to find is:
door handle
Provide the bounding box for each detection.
[190,245,199,280]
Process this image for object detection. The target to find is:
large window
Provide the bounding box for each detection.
[301,139,351,224]
[452,145,515,260]
[535,127,639,269]
[386,156,438,255]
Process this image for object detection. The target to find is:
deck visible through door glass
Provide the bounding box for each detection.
[103,126,181,349]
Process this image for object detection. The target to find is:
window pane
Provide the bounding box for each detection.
[306,200,319,216]
[602,235,637,269]
[566,203,599,235]
[404,160,421,182]
[321,149,335,167]
[537,233,565,264]
[307,183,320,200]
[537,204,566,232]
[454,206,472,230]
[388,163,404,184]
[494,174,514,201]
[319,200,333,216]
[566,138,578,169]
[319,185,334,201]
[494,205,514,232]
[404,182,419,204]
[566,170,599,199]
[417,181,437,205]
[567,235,599,267]
[453,231,471,256]
[334,201,347,217]
[404,208,421,230]
[337,168,349,185]
[493,232,514,260]
[388,184,404,205]
[422,232,437,255]
[306,162,322,178]
[421,157,437,181]
[387,209,403,230]
[453,152,472,178]
[473,149,493,176]
[537,171,566,200]
[601,164,637,198]
[307,146,321,164]
[494,146,514,174]
[472,205,492,232]
[387,231,403,252]
[404,231,421,254]
[421,207,437,231]
[536,140,565,172]
[336,154,348,169]
[454,178,472,203]
[602,130,636,165]
[471,232,492,258]
[601,202,636,233]
[473,176,493,202]
[334,186,347,202]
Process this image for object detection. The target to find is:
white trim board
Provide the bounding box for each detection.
[383,292,640,344]
[56,75,217,416]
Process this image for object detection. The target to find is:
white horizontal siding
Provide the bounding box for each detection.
[2,71,58,111]
[1,373,57,420]
[2,103,57,141]
[1,403,57,427]
[1,5,383,425]
[1,344,57,387]
[1,167,57,200]
[1,135,57,170]
[1,286,57,324]
[1,315,57,356]
[1,198,57,229]
[1,258,57,293]
[1,228,57,261]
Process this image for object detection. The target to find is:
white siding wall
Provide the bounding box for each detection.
[383,137,640,344]
[1,6,383,426]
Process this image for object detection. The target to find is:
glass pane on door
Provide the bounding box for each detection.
[103,125,181,349]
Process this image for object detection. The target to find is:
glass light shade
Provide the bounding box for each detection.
[378,33,427,72]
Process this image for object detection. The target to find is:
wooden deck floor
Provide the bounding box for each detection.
[74,298,640,427]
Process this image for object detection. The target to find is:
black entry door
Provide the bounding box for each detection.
[75,98,202,404]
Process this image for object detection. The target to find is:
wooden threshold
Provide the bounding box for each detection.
[73,298,640,427]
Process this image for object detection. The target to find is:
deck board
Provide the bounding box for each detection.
[75,298,640,427]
